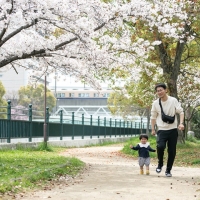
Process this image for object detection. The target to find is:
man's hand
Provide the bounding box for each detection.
[130,145,133,149]
[178,124,184,131]
[151,129,156,136]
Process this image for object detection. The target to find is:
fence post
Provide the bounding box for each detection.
[60,110,63,140]
[82,114,84,139]
[119,119,121,137]
[143,122,145,133]
[90,115,92,139]
[135,122,137,136]
[123,120,125,137]
[7,100,11,143]
[104,117,106,138]
[110,118,112,138]
[127,121,129,137]
[7,100,11,120]
[131,121,133,137]
[29,104,32,142]
[98,116,100,138]
[72,112,74,140]
[115,119,117,137]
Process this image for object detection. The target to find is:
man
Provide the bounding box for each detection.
[151,83,184,177]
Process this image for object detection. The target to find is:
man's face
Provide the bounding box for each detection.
[156,86,167,98]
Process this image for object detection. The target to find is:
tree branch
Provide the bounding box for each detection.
[0,19,38,47]
[55,37,78,50]
[11,63,18,74]
[0,16,116,68]
[0,0,14,41]
[94,17,116,31]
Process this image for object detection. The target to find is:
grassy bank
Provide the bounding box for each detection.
[0,145,84,194]
[122,136,200,167]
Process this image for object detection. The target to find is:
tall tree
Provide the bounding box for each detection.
[97,0,200,99]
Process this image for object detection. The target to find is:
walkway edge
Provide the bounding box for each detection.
[0,137,132,149]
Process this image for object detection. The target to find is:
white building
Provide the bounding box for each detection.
[0,67,50,95]
[0,67,30,92]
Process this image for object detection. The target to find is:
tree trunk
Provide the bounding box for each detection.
[186,106,191,131]
[156,36,186,143]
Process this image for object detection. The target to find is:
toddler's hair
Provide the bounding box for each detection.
[139,134,148,140]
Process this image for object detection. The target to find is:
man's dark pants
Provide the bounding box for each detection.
[156,128,178,172]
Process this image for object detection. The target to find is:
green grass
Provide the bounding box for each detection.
[0,146,85,194]
[122,136,200,167]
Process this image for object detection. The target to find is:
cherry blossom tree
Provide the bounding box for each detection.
[178,65,200,137]
[0,0,116,89]
[97,0,200,99]
[0,0,200,98]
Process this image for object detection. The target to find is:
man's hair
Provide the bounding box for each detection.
[139,134,148,140]
[155,83,167,91]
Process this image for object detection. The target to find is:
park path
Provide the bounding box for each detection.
[14,145,200,200]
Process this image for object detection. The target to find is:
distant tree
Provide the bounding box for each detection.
[18,84,56,113]
[108,66,162,135]
[0,81,8,119]
[4,90,19,107]
[11,105,28,120]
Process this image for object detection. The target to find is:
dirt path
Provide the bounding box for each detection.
[14,145,200,200]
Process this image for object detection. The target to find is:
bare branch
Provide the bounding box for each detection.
[94,17,116,31]
[55,37,78,49]
[11,63,18,74]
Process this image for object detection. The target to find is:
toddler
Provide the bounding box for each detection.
[130,134,156,175]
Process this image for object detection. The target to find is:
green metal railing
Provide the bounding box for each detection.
[0,101,150,143]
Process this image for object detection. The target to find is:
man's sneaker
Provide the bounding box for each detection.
[156,166,162,173]
[165,171,172,177]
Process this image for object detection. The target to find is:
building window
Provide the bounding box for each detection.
[57,93,65,98]
[78,93,89,97]
[94,93,99,97]
[103,93,110,98]
[78,93,84,97]
[57,93,61,98]
[0,74,2,78]
[69,93,74,97]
